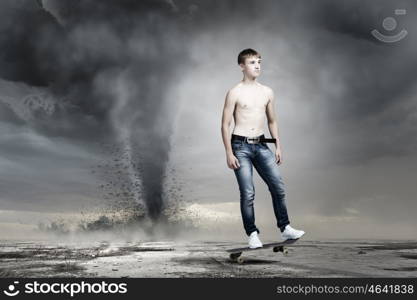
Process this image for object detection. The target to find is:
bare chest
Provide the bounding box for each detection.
[236,92,269,112]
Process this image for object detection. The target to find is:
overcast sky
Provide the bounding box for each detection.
[0,0,416,240]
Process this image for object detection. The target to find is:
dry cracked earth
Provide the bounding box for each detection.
[1,239,416,278]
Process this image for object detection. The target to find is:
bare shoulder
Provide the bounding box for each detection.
[226,83,242,99]
[258,83,274,101]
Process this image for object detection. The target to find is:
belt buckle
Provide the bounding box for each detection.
[246,137,260,144]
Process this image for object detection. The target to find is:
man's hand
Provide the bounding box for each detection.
[275,148,282,165]
[227,153,240,169]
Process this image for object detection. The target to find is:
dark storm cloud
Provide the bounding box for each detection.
[307,0,417,164]
[41,0,195,220]
[0,0,195,141]
[0,0,61,86]
[0,101,25,125]
[0,0,197,219]
[308,0,417,115]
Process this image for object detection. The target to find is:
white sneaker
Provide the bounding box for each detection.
[248,231,263,248]
[281,225,305,241]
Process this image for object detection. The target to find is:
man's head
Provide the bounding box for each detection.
[237,48,262,78]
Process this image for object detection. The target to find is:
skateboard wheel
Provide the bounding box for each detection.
[283,248,289,255]
[237,257,244,264]
[230,252,242,261]
[273,246,284,253]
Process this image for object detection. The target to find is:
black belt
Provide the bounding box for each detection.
[231,134,276,144]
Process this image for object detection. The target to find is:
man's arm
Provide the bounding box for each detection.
[265,87,282,153]
[221,89,240,169]
[221,89,236,155]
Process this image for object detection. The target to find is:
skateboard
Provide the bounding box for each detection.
[226,238,299,264]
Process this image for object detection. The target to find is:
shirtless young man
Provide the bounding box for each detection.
[221,48,305,248]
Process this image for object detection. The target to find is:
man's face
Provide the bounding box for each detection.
[240,56,261,78]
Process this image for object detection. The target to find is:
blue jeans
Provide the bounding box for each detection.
[231,136,290,236]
